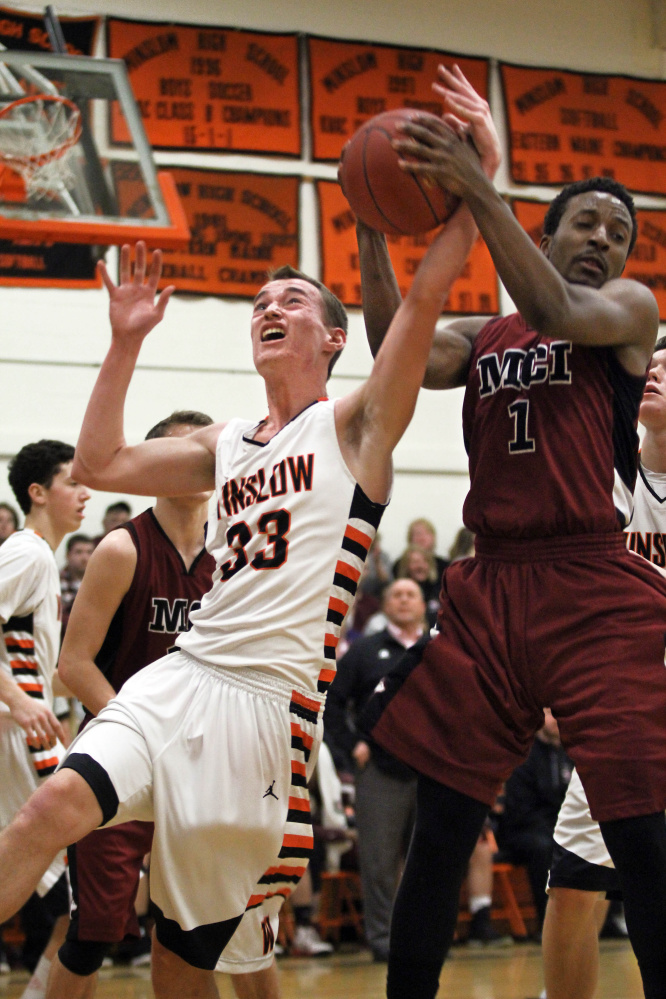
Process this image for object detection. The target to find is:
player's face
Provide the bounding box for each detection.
[383,579,426,629]
[45,462,90,533]
[251,279,337,376]
[639,349,666,432]
[541,191,633,288]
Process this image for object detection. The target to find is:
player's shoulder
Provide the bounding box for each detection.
[90,523,138,565]
[1,528,50,564]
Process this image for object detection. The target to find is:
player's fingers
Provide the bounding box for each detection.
[442,113,469,137]
[133,241,147,284]
[397,118,455,146]
[147,247,163,290]
[119,244,132,285]
[154,285,175,319]
[97,260,116,294]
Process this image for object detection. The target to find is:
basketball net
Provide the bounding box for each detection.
[0,94,82,206]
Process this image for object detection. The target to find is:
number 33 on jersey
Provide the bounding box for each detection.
[177,400,385,696]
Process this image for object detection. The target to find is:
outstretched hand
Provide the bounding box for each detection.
[433,64,500,180]
[391,64,500,198]
[97,242,175,344]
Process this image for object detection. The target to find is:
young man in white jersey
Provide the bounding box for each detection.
[0,67,500,999]
[541,336,666,999]
[0,440,90,998]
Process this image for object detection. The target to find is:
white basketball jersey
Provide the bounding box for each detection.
[0,529,61,713]
[178,400,386,695]
[624,462,666,566]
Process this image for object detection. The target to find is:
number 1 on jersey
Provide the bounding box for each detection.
[508,399,535,453]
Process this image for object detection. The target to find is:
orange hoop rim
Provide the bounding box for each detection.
[0,94,82,170]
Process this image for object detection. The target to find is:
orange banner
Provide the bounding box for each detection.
[502,63,666,194]
[318,179,498,313]
[107,18,300,155]
[512,198,666,321]
[308,37,488,162]
[0,5,99,54]
[114,165,299,297]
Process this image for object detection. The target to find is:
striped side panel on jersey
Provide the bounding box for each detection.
[245,693,319,911]
[3,614,59,779]
[320,485,385,694]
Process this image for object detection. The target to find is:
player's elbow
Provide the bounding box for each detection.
[71,450,98,487]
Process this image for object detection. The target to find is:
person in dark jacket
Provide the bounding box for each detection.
[324,579,426,962]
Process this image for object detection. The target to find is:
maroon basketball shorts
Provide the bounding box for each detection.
[68,820,154,942]
[368,533,666,823]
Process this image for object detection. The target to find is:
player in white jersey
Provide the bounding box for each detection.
[0,440,90,998]
[0,65,501,999]
[541,336,666,999]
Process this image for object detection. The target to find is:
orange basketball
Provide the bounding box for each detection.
[339,108,460,236]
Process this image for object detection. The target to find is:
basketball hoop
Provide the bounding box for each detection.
[0,94,82,206]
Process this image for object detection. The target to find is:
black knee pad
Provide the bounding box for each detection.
[58,939,110,977]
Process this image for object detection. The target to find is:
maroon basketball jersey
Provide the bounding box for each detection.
[461,313,646,538]
[95,509,215,695]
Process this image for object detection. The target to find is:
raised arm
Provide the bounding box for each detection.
[396,84,658,370]
[73,243,218,496]
[336,67,501,503]
[354,65,500,390]
[57,530,136,717]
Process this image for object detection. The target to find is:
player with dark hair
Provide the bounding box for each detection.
[354,63,666,999]
[542,176,638,255]
[0,69,501,999]
[7,441,80,517]
[0,440,89,998]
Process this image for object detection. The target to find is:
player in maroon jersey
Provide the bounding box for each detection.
[354,64,666,999]
[45,412,279,999]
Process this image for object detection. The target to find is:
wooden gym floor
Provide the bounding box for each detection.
[0,940,642,998]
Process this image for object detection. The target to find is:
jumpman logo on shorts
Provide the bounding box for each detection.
[263,780,279,800]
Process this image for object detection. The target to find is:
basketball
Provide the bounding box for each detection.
[339,108,460,236]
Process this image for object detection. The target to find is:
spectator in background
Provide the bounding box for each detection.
[358,533,393,600]
[447,526,475,563]
[324,579,427,962]
[494,710,572,938]
[59,535,94,637]
[394,545,440,627]
[393,518,448,581]
[0,502,20,545]
[92,501,132,547]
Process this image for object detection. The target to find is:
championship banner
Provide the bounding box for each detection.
[512,198,666,321]
[0,8,101,286]
[0,243,99,289]
[107,18,300,155]
[501,63,666,194]
[0,5,99,54]
[308,37,488,162]
[113,164,299,297]
[318,179,498,314]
